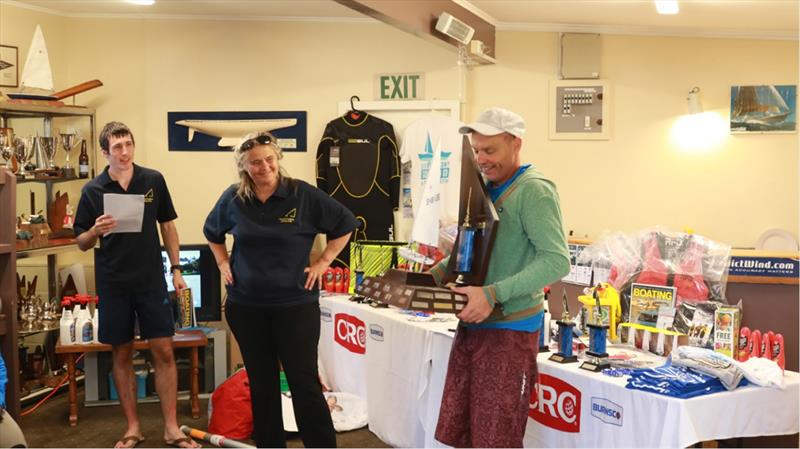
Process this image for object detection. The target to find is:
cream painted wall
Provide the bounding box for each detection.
[469,31,798,246]
[1,3,797,252]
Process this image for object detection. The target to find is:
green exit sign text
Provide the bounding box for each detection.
[376,73,425,100]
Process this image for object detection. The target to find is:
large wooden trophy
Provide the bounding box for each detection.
[355,136,499,312]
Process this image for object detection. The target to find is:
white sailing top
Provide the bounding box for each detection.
[399,116,464,225]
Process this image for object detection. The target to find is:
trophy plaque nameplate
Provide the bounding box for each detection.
[355,269,467,313]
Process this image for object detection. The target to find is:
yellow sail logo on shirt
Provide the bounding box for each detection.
[144,189,154,203]
[279,208,297,224]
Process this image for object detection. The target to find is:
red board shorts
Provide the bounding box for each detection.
[435,327,540,448]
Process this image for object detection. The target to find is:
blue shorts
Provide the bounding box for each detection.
[98,287,175,345]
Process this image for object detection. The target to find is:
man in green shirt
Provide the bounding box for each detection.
[432,107,570,447]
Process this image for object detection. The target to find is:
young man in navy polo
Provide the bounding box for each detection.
[74,122,199,449]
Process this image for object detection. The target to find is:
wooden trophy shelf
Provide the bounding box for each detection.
[0,102,97,419]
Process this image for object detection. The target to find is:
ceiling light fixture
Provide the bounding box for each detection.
[127,0,155,5]
[655,0,679,15]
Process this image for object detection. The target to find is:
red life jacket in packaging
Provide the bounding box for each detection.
[610,233,709,304]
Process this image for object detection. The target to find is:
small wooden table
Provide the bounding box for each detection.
[55,330,208,426]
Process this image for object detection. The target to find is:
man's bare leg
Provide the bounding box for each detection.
[112,342,143,448]
[149,337,199,448]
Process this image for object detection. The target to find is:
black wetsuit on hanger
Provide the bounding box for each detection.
[316,113,400,267]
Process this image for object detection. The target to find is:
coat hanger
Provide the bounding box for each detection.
[349,95,364,120]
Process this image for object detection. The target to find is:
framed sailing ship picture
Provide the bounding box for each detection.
[730,85,796,133]
[0,45,18,88]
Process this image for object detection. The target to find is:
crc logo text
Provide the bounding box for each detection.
[529,374,581,433]
[334,313,366,354]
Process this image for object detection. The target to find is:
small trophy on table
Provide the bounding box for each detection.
[580,287,611,372]
[549,288,578,363]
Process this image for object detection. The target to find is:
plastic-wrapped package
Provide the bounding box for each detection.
[578,227,731,322]
[673,301,722,348]
[670,346,745,390]
[736,357,785,389]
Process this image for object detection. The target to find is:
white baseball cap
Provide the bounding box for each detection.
[459,107,526,138]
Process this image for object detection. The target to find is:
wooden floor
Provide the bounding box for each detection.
[17,386,390,448]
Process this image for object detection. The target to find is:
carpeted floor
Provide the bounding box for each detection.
[17,388,390,448]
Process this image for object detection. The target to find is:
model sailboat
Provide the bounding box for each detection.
[7,25,57,100]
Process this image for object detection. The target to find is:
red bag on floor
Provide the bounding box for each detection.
[208,368,253,440]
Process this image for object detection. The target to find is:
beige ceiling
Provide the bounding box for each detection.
[6,0,798,39]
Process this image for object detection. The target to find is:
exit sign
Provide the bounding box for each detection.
[376,73,425,100]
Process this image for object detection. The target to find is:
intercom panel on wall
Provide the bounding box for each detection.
[548,80,610,140]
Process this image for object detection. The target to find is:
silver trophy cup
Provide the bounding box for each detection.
[59,132,79,177]
[0,128,14,169]
[38,136,58,170]
[14,137,34,178]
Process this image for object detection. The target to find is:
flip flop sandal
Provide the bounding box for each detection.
[164,436,201,448]
[115,435,144,448]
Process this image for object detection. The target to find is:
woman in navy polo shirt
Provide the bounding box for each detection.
[204,131,357,448]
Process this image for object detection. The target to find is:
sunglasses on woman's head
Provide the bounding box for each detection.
[240,134,272,151]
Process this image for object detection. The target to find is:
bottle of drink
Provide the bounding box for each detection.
[78,139,89,179]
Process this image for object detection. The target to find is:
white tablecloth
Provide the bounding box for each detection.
[318,295,454,447]
[318,295,800,448]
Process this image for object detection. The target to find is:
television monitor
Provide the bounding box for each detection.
[161,244,222,322]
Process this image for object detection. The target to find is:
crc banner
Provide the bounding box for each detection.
[318,306,368,399]
[335,313,367,354]
[530,373,582,433]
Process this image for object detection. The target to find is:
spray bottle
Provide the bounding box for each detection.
[761,331,774,360]
[749,329,762,358]
[75,296,93,344]
[333,267,343,294]
[342,268,350,294]
[59,297,76,345]
[738,327,750,362]
[322,268,334,292]
[772,333,785,371]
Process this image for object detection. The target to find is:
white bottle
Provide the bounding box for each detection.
[75,303,92,344]
[543,309,552,349]
[59,300,75,345]
[92,297,100,344]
